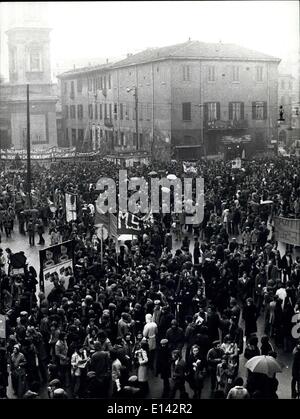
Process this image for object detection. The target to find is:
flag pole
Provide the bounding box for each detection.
[100,225,103,266]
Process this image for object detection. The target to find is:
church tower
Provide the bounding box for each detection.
[2,2,57,149]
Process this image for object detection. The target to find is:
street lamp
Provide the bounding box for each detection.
[26,84,32,208]
[127,86,139,150]
[194,104,206,157]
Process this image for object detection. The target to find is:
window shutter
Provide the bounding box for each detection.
[229,103,233,120]
[216,102,221,120]
[263,102,267,120]
[252,102,256,120]
[240,102,244,120]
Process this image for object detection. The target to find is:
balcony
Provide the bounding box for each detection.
[205,119,248,130]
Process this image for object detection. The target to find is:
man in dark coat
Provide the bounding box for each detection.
[207,340,224,392]
[156,339,171,397]
[169,350,187,399]
[166,320,185,353]
[242,298,258,338]
[88,341,111,397]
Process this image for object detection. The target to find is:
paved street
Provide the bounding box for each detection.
[2,223,298,399]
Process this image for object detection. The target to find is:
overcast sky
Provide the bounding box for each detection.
[0,1,299,80]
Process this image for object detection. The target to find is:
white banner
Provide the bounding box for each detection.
[65,193,77,222]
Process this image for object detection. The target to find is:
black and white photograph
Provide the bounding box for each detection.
[0,0,299,406]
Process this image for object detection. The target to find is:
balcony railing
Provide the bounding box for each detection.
[205,119,248,130]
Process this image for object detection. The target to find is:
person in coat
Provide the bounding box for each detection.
[156,339,171,397]
[10,344,27,398]
[143,313,158,370]
[207,340,224,392]
[170,349,187,399]
[134,340,149,396]
[242,298,258,338]
[88,341,111,398]
[166,320,185,353]
[187,345,205,399]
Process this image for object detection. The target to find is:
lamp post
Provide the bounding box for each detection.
[127,86,139,150]
[26,84,32,209]
[195,104,205,157]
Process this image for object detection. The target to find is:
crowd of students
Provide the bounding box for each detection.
[0,156,299,399]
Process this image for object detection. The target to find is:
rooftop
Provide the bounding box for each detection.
[57,40,281,78]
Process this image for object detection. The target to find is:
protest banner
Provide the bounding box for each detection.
[39,240,74,297]
[274,217,300,246]
[65,192,77,222]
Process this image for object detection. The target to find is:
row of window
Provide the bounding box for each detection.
[206,65,263,82]
[65,102,152,121]
[183,101,267,121]
[65,127,141,148]
[65,74,112,96]
[63,64,266,97]
[65,101,268,122]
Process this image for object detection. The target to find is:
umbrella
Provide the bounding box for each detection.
[260,200,273,205]
[167,174,177,180]
[148,171,157,176]
[245,355,282,378]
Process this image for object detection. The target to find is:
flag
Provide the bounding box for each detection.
[109,213,118,238]
[95,210,118,239]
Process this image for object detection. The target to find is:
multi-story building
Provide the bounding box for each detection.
[58,40,281,161]
[0,3,57,150]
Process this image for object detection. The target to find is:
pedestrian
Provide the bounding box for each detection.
[169,349,187,399]
[27,219,35,246]
[156,339,171,397]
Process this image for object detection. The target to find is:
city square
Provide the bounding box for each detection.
[0,1,299,403]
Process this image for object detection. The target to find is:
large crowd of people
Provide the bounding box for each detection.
[0,155,299,399]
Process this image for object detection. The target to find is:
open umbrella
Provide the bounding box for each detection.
[245,355,282,378]
[148,171,157,176]
[260,200,273,205]
[167,174,177,180]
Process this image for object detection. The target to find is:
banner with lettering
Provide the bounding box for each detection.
[274,217,300,246]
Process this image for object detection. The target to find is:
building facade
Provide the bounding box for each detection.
[0,3,57,150]
[58,41,281,161]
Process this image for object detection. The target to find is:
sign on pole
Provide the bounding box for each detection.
[0,314,6,339]
[39,240,74,296]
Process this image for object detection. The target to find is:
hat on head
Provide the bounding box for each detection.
[160,339,168,345]
[154,300,161,305]
[128,375,138,383]
[49,378,61,388]
[213,340,221,346]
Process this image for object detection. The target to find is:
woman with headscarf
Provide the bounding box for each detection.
[143,313,158,370]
